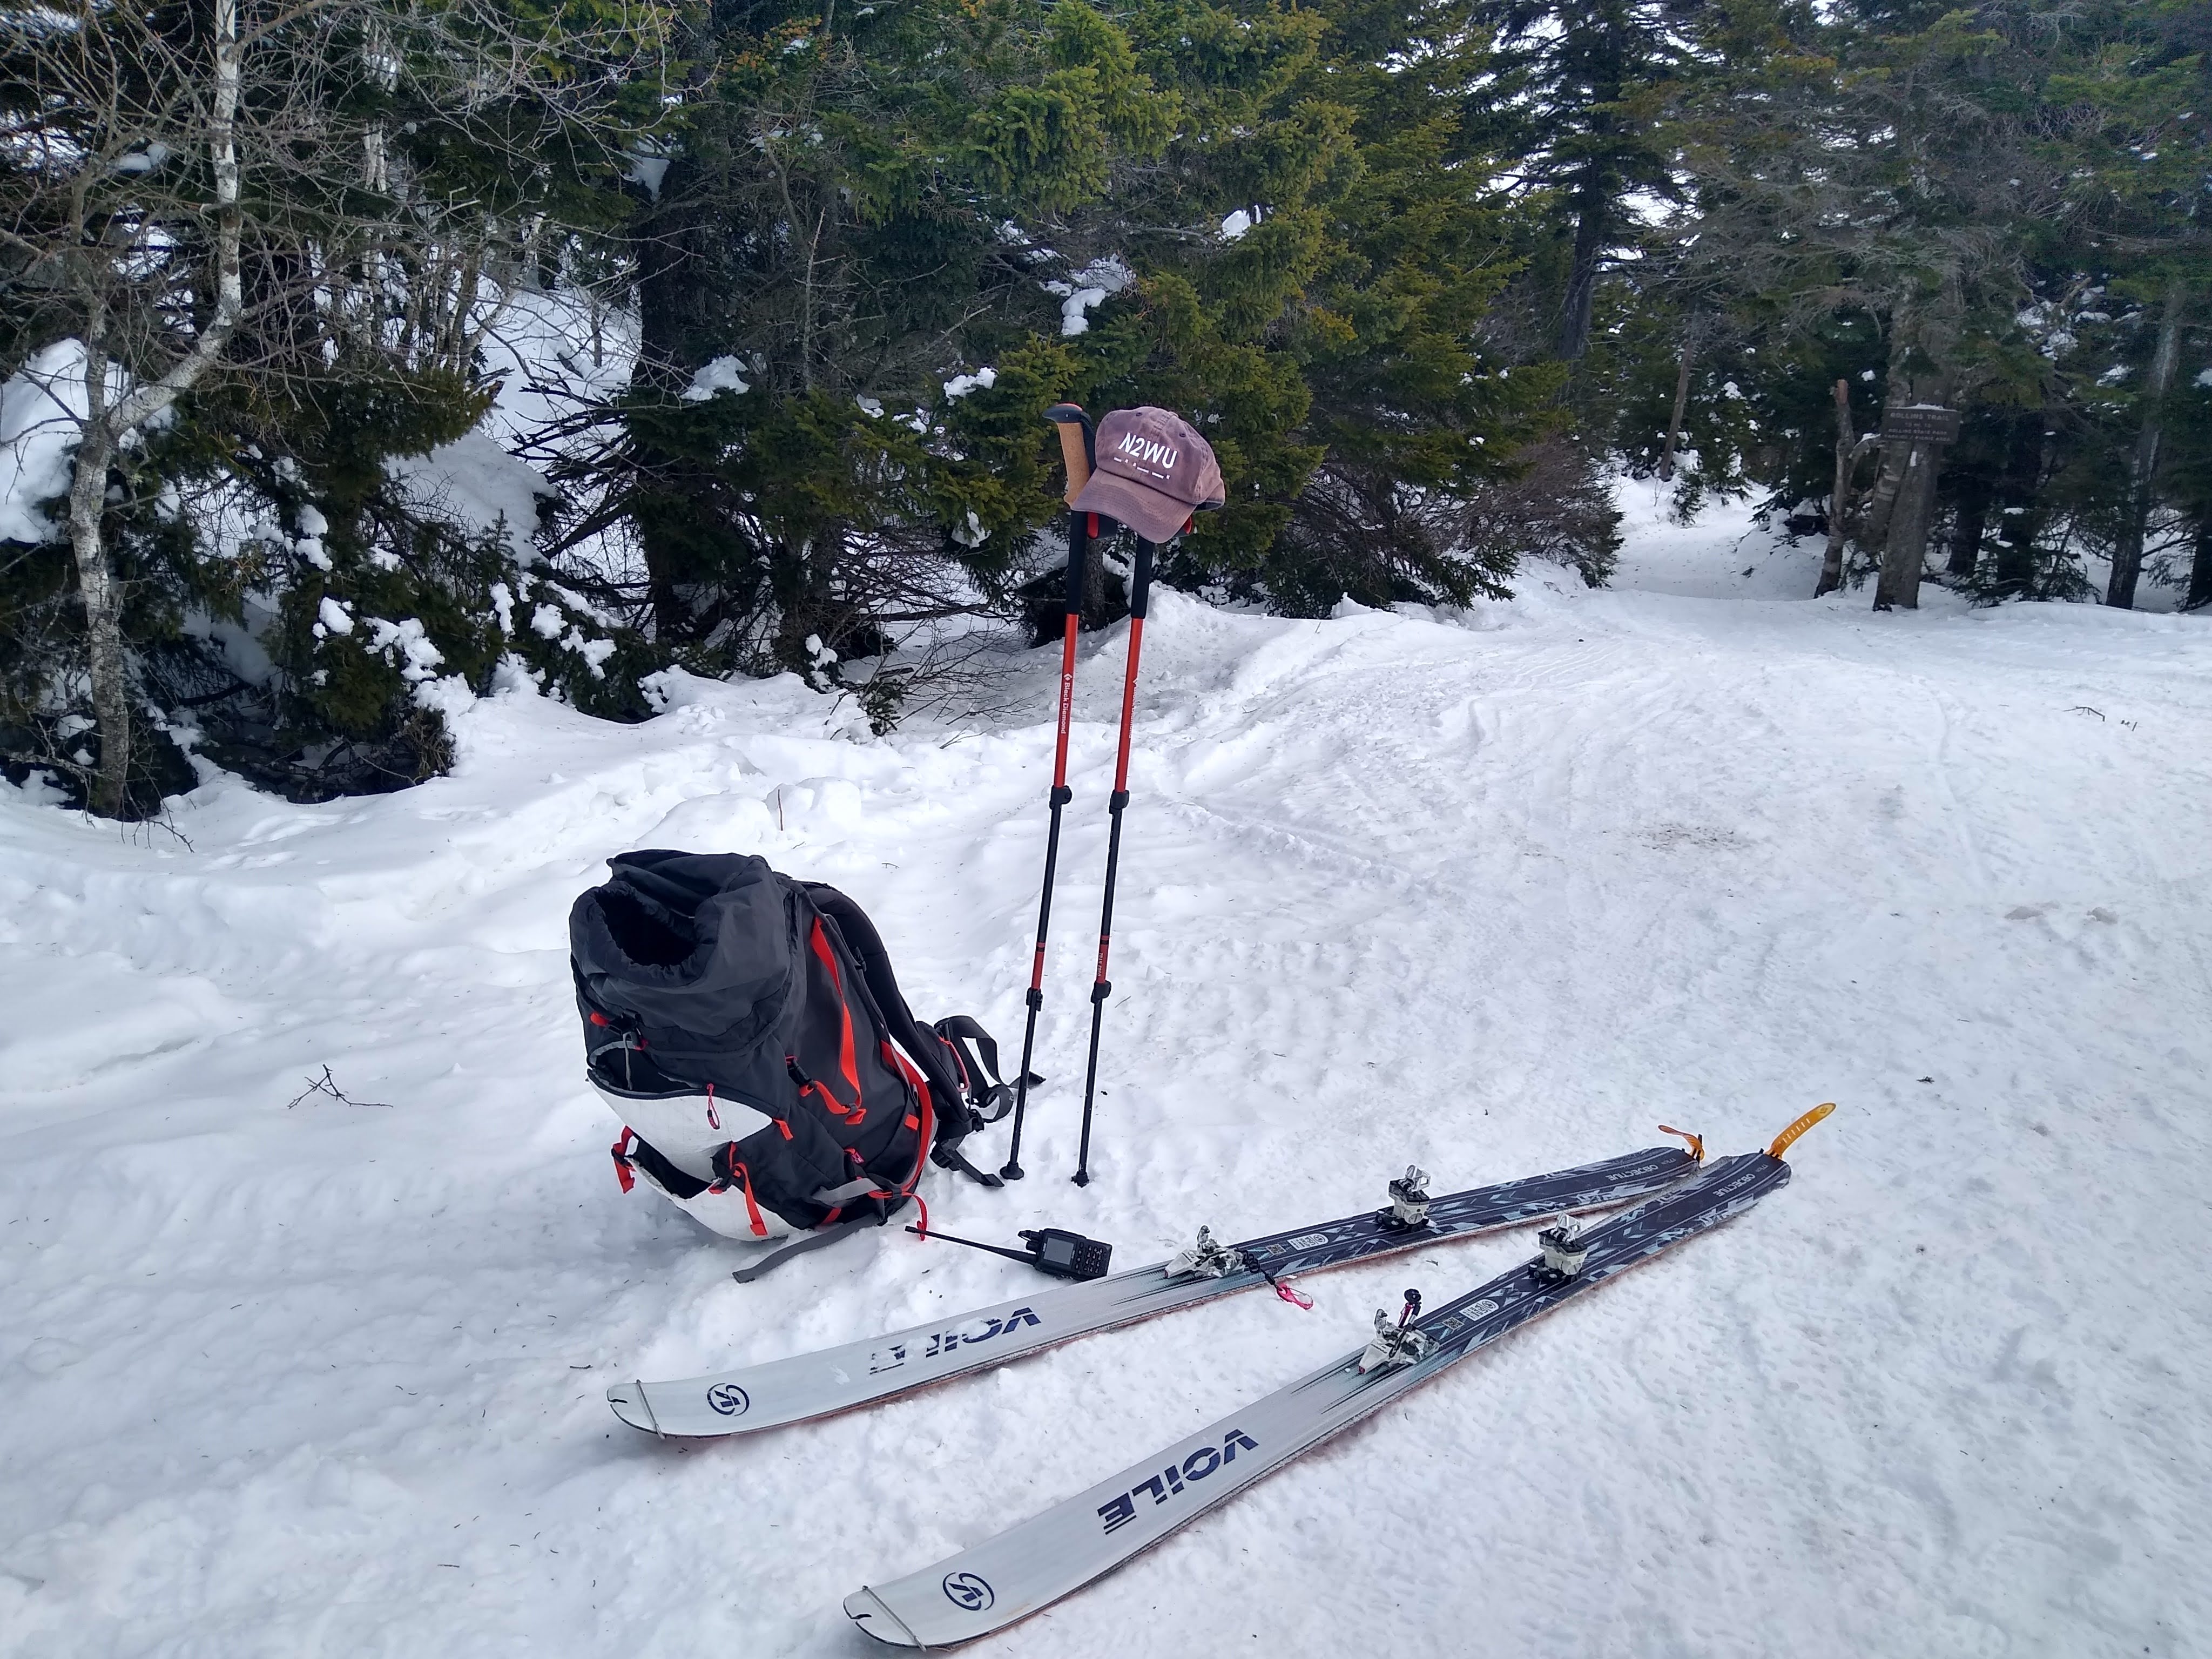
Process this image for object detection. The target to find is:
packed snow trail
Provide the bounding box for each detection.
[4,517,2210,1656]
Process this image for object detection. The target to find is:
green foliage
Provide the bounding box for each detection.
[611,0,1614,657]
[1585,0,2208,598]
[15,0,2204,818]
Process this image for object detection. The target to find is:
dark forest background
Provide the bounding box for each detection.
[4,0,2207,815]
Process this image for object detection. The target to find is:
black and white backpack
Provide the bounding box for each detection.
[569,851,1013,1273]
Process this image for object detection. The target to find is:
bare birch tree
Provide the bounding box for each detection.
[2,0,665,815]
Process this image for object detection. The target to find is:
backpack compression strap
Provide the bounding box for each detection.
[801,885,1003,1189]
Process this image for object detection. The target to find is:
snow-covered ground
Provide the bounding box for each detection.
[5,504,2210,1658]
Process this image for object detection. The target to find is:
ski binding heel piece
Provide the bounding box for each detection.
[1168,1225,1246,1279]
[1378,1165,1432,1232]
[1530,1215,1589,1285]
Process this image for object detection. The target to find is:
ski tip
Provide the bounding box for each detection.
[845,1587,924,1647]
[605,1381,661,1436]
[1767,1102,1836,1161]
[1657,1123,1706,1163]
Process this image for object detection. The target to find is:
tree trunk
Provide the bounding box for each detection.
[68,369,131,818]
[2186,513,2212,612]
[1817,379,1855,596]
[2105,270,2188,609]
[629,159,716,642]
[1557,186,1609,362]
[1945,469,1990,581]
[1874,442,1938,609]
[1657,322,1698,481]
[63,0,245,817]
[1555,21,1623,365]
[1871,276,1963,612]
[1991,409,2045,597]
[1858,437,1908,560]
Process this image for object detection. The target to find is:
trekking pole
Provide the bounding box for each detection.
[999,404,1095,1182]
[1071,532,1159,1187]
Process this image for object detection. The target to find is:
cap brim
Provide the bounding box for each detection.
[1070,471,1192,543]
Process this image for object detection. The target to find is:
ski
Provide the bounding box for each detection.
[844,1108,1830,1648]
[606,1142,1702,1440]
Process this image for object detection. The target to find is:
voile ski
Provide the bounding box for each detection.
[840,1111,1835,1650]
[1096,1429,1260,1533]
[604,1145,1704,1441]
[867,1307,1043,1374]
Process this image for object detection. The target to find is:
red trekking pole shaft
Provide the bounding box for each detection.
[1001,407,1095,1181]
[1071,535,1156,1187]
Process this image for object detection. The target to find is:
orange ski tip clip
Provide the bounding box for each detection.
[1768,1102,1836,1161]
[1657,1124,1705,1164]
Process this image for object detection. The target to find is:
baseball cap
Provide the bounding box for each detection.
[1070,407,1225,543]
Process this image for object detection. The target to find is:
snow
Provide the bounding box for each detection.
[361,615,445,683]
[680,356,751,401]
[1044,257,1134,338]
[624,150,671,200]
[1607,473,1824,599]
[387,431,555,566]
[1219,209,1254,241]
[5,514,2212,1657]
[942,367,997,400]
[0,341,88,544]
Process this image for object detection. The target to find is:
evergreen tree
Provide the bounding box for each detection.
[1472,0,1704,363]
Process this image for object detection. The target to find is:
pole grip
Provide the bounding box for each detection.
[1047,406,1093,505]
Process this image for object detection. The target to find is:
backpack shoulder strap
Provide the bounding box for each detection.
[932,1014,1028,1124]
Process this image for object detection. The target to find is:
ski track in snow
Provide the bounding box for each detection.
[4,505,2210,1657]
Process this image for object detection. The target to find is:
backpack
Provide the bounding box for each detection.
[569,851,1014,1271]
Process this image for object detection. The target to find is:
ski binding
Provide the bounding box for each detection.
[1531,1215,1590,1284]
[1168,1225,1247,1279]
[1378,1165,1432,1232]
[1357,1289,1432,1373]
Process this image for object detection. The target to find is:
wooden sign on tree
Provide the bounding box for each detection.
[1879,405,1963,447]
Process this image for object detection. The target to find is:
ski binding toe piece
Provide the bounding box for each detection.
[1168,1225,1247,1279]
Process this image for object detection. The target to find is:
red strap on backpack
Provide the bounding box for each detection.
[878,1043,937,1201]
[609,1127,638,1193]
[807,919,866,1107]
[714,1155,769,1238]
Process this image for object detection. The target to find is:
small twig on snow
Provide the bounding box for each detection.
[286,1065,393,1108]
